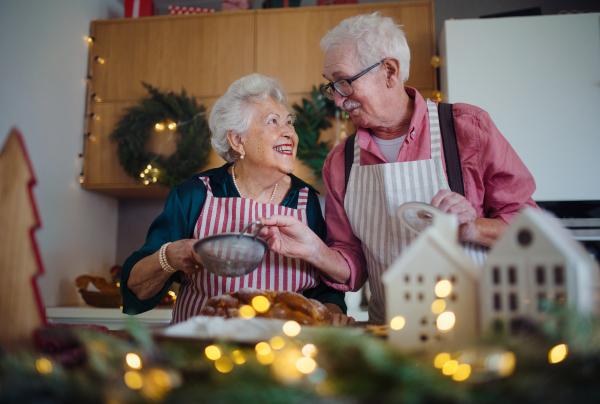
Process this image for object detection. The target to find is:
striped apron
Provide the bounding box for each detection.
[344,99,489,324]
[171,176,320,324]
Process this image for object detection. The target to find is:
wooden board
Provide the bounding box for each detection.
[0,128,46,351]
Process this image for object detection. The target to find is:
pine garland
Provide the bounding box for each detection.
[110,83,211,188]
[293,86,340,180]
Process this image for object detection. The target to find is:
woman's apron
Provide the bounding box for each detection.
[171,177,320,324]
[344,100,489,324]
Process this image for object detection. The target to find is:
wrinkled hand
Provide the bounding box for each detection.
[257,215,319,261]
[325,303,356,327]
[165,239,204,275]
[430,190,477,242]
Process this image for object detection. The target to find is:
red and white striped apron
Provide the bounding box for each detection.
[171,176,320,324]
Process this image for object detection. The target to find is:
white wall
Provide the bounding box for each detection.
[441,13,600,201]
[0,0,123,306]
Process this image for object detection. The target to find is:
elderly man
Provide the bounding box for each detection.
[260,12,539,323]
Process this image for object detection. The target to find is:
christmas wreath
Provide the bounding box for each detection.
[111,83,211,188]
[293,86,342,181]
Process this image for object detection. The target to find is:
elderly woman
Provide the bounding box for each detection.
[259,13,540,324]
[121,73,351,325]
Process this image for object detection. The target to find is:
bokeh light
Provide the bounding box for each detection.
[435,280,452,298]
[231,350,246,365]
[148,369,172,390]
[549,344,568,364]
[36,358,52,374]
[436,311,456,331]
[431,299,446,314]
[256,350,276,365]
[126,353,142,369]
[442,360,459,375]
[255,342,271,355]
[296,357,317,374]
[215,357,234,373]
[302,344,318,358]
[252,296,270,313]
[239,305,256,319]
[283,321,301,337]
[390,316,406,330]
[452,364,471,381]
[434,352,451,369]
[205,345,221,360]
[270,336,286,350]
[124,370,143,390]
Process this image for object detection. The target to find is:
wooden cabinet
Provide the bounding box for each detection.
[83,2,436,198]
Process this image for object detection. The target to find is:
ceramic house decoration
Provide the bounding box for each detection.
[480,207,600,333]
[383,212,481,351]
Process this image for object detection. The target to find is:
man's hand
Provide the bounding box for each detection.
[257,215,319,261]
[430,190,477,242]
[325,303,356,327]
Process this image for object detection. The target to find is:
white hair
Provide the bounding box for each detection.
[320,12,411,83]
[209,73,290,162]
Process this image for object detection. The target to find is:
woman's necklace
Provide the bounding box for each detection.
[232,163,278,204]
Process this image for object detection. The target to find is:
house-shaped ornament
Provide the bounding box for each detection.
[383,212,480,352]
[480,207,600,333]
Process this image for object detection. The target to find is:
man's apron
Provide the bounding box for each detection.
[171,177,320,324]
[344,100,489,324]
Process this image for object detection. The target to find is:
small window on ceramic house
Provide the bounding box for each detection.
[493,267,501,285]
[554,265,565,285]
[508,266,517,285]
[535,266,546,285]
[493,293,502,311]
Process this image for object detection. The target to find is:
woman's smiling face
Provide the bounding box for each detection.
[240,97,298,174]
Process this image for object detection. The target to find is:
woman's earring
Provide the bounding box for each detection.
[240,154,244,160]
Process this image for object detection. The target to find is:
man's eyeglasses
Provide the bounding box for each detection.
[321,59,386,100]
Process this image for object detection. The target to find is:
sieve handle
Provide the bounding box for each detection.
[238,221,264,240]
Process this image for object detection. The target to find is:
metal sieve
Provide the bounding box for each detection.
[192,221,268,277]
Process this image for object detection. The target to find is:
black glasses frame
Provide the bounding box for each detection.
[320,59,386,100]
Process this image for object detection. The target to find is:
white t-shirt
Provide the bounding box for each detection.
[371,134,407,163]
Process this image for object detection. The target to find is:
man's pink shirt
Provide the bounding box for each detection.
[322,87,539,292]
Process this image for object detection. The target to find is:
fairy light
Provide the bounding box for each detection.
[168,122,177,130]
[255,342,271,356]
[256,350,275,365]
[155,123,165,131]
[252,296,270,313]
[549,344,568,364]
[436,311,456,332]
[435,280,452,298]
[442,360,458,375]
[434,353,451,369]
[126,353,142,369]
[452,364,471,381]
[215,357,234,373]
[270,336,286,350]
[94,56,105,64]
[390,316,406,330]
[140,164,159,185]
[91,93,101,102]
[231,350,246,365]
[79,172,85,184]
[431,299,446,314]
[124,370,143,389]
[85,36,94,44]
[283,321,301,337]
[205,345,221,360]
[486,351,516,377]
[296,357,317,374]
[239,305,256,319]
[302,344,318,358]
[36,358,52,374]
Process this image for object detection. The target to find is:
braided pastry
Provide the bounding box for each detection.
[198,288,331,326]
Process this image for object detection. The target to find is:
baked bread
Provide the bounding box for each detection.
[199,288,331,326]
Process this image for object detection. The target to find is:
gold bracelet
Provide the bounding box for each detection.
[159,242,176,273]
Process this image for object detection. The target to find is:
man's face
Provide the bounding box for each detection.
[322,42,388,129]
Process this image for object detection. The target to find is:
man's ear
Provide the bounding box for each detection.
[227,130,245,156]
[383,58,401,88]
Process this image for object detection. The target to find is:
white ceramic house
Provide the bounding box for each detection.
[383,213,480,351]
[480,207,600,333]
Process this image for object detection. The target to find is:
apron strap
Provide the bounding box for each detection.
[344,133,358,194]
[296,187,309,210]
[437,102,466,197]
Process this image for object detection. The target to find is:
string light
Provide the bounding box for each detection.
[126,353,142,369]
[205,345,221,360]
[86,132,96,141]
[84,75,92,84]
[155,123,165,131]
[255,342,271,356]
[140,164,159,185]
[94,56,105,64]
[452,364,471,381]
[549,344,568,364]
[79,172,85,184]
[282,321,301,337]
[124,370,143,390]
[91,93,101,102]
[431,299,446,314]
[252,296,270,313]
[301,344,318,358]
[85,36,94,44]
[89,112,100,121]
[436,311,456,331]
[215,357,234,373]
[239,305,256,319]
[256,350,275,365]
[442,360,458,375]
[270,336,286,350]
[435,280,452,298]
[296,357,317,374]
[230,350,246,365]
[390,316,406,330]
[36,358,53,374]
[434,353,451,369]
[168,122,177,130]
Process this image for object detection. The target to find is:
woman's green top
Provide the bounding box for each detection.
[120,163,347,315]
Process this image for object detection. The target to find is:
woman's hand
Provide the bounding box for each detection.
[257,215,320,261]
[166,239,204,275]
[430,190,477,242]
[325,303,356,327]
